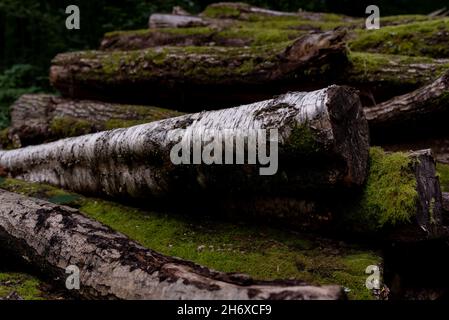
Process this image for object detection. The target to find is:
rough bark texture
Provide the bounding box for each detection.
[50,31,348,109]
[365,71,449,144]
[1,94,183,148]
[0,87,369,204]
[0,190,345,300]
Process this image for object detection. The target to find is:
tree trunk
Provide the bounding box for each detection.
[0,86,369,204]
[0,189,345,300]
[365,71,449,144]
[1,94,183,148]
[50,31,348,109]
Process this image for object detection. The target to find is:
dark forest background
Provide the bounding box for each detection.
[0,0,448,127]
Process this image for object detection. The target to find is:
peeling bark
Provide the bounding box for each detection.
[50,31,348,109]
[365,71,449,144]
[0,87,369,206]
[0,190,345,300]
[2,94,183,148]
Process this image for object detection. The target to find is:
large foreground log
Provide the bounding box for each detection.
[0,94,183,148]
[0,86,369,203]
[51,31,348,109]
[0,190,345,300]
[365,70,449,144]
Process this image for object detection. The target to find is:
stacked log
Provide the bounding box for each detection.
[51,31,348,109]
[0,86,370,202]
[1,94,183,148]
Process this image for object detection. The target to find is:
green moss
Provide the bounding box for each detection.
[0,128,13,149]
[0,177,382,300]
[349,19,449,58]
[201,4,243,19]
[347,51,449,86]
[436,163,449,192]
[50,117,93,138]
[0,273,44,300]
[285,124,321,155]
[345,147,418,232]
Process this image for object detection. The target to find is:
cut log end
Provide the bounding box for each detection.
[326,86,370,187]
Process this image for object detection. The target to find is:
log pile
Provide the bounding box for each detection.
[2,2,449,300]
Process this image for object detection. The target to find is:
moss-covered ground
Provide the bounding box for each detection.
[0,176,381,300]
[0,272,44,300]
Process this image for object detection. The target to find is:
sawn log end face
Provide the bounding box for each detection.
[326,85,370,187]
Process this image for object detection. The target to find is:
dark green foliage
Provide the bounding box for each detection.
[0,64,44,129]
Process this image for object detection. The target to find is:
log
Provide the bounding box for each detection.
[52,31,449,108]
[148,14,212,29]
[342,148,446,241]
[51,31,348,108]
[0,189,345,300]
[200,2,298,20]
[1,94,183,148]
[349,19,449,58]
[344,52,449,106]
[365,70,449,144]
[0,86,370,204]
[99,26,303,51]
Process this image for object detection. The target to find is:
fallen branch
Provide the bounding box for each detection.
[0,189,345,300]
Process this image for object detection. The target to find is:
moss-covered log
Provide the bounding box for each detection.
[51,31,348,109]
[99,26,303,51]
[102,12,448,55]
[0,189,345,300]
[52,32,449,108]
[0,94,183,148]
[0,87,369,218]
[342,148,446,241]
[349,19,449,59]
[344,52,449,105]
[365,70,449,144]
